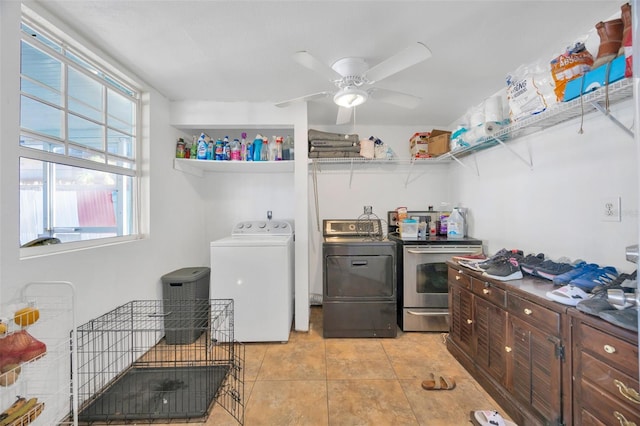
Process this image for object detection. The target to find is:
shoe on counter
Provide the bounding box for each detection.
[453,252,487,262]
[599,307,638,332]
[532,259,575,281]
[552,262,598,286]
[569,266,619,292]
[483,257,523,281]
[477,249,524,270]
[519,253,545,275]
[546,285,590,306]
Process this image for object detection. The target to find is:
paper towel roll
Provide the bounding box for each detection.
[469,107,485,128]
[484,96,503,123]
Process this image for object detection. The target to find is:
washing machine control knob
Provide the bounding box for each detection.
[245,223,252,229]
[237,223,244,229]
[258,222,266,229]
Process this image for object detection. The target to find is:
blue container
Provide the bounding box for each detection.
[253,138,263,161]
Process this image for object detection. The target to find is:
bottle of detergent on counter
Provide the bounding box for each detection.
[447,207,465,239]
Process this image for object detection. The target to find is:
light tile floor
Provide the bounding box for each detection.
[138,306,507,425]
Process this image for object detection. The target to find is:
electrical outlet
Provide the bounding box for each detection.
[601,196,621,222]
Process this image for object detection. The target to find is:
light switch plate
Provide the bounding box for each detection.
[601,196,621,222]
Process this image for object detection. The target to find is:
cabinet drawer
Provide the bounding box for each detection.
[578,322,639,378]
[507,293,560,336]
[448,268,471,289]
[581,378,640,426]
[472,278,506,307]
[580,409,609,426]
[581,351,640,414]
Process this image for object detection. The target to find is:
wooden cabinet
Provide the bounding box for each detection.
[448,268,509,390]
[508,313,563,423]
[571,310,640,426]
[449,269,473,355]
[447,265,567,425]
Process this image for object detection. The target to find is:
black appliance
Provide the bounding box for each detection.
[322,218,397,338]
[388,210,483,332]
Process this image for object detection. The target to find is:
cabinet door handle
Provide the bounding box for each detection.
[466,319,473,324]
[524,308,532,315]
[614,411,636,426]
[482,289,490,295]
[604,344,617,354]
[505,346,512,353]
[614,379,640,404]
[456,275,461,281]
[458,269,463,274]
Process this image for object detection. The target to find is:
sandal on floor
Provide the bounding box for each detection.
[471,410,517,426]
[421,372,456,390]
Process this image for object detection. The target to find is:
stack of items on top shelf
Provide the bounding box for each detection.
[308,129,360,158]
[410,130,452,158]
[450,2,633,152]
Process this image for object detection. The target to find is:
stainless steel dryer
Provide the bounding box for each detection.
[322,218,397,338]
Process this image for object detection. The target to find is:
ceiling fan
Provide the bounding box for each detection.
[275,42,432,124]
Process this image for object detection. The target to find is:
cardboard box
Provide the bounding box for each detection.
[426,130,451,156]
[563,55,626,101]
[410,132,430,158]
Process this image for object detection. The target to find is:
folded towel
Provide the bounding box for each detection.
[308,151,362,158]
[308,139,359,147]
[308,129,359,143]
[309,146,361,152]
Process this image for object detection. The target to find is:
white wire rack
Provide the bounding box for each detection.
[74,299,243,425]
[0,281,77,426]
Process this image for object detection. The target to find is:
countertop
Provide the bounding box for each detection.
[447,259,569,313]
[388,232,483,246]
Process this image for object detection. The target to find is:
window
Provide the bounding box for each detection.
[19,13,140,247]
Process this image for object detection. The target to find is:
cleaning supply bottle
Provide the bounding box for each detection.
[246,138,254,161]
[261,136,269,161]
[240,132,247,161]
[447,207,465,239]
[196,135,208,160]
[230,138,241,160]
[275,136,283,161]
[252,135,263,161]
[215,138,224,160]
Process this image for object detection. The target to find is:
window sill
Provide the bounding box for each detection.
[20,234,144,260]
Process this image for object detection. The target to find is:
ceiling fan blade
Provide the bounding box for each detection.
[369,88,422,109]
[365,42,432,83]
[336,106,353,125]
[293,51,342,81]
[275,91,332,108]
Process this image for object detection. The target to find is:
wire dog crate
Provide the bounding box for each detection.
[75,299,244,424]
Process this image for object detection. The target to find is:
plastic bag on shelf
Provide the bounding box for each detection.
[550,41,594,101]
[506,62,557,121]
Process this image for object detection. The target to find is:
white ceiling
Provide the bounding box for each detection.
[34,0,621,127]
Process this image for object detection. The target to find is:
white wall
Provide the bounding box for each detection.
[0,2,204,326]
[169,100,311,330]
[450,99,638,274]
[306,124,452,298]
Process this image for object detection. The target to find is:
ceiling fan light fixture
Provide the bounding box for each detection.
[333,87,368,108]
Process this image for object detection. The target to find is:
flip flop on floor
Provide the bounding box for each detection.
[471,410,517,426]
[421,372,456,390]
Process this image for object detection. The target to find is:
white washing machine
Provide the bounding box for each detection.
[210,219,294,342]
